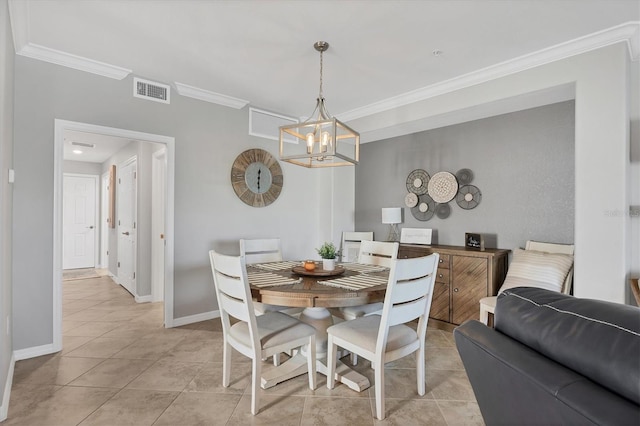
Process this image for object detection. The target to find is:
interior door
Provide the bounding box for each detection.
[117,158,137,295]
[63,174,97,269]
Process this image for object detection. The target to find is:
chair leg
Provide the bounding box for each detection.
[307,335,317,390]
[374,356,385,420]
[350,352,358,365]
[222,341,231,387]
[326,335,336,389]
[416,345,425,396]
[273,353,280,366]
[479,305,489,325]
[251,357,261,415]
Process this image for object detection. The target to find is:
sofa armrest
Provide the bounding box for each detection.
[454,320,639,426]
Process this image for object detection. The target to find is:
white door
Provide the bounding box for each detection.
[117,158,137,295]
[63,175,97,269]
[151,149,166,302]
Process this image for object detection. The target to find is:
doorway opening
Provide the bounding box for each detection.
[53,119,176,352]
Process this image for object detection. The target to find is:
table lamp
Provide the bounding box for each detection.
[381,207,402,242]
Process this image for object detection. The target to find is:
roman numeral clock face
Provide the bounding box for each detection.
[231,149,283,207]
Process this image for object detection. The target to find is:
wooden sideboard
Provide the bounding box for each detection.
[399,244,510,329]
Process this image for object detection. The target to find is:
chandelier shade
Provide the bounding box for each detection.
[279,41,360,168]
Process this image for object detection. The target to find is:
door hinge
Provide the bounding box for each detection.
[133,272,136,279]
[133,222,136,229]
[118,261,120,267]
[134,171,137,179]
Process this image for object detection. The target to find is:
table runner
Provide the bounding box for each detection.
[247,271,301,288]
[318,274,388,290]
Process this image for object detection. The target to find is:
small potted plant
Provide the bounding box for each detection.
[317,242,337,271]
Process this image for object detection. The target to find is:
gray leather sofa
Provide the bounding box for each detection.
[454,287,640,426]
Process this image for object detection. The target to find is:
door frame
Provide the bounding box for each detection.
[151,148,166,302]
[100,171,110,268]
[53,119,176,352]
[62,173,100,270]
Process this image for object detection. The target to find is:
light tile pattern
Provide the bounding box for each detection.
[6,275,484,425]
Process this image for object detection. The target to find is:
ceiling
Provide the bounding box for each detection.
[8,1,640,161]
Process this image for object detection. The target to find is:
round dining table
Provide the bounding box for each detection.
[248,262,389,392]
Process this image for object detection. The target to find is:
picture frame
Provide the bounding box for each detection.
[465,232,484,251]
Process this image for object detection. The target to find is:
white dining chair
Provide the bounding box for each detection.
[209,250,316,415]
[239,238,302,314]
[334,240,399,364]
[479,240,574,326]
[340,231,374,263]
[326,253,439,420]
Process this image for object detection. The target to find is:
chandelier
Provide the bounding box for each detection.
[279,41,360,168]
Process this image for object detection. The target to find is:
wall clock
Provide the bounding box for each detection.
[231,148,283,207]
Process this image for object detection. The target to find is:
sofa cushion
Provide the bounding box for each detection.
[495,287,640,405]
[498,249,573,294]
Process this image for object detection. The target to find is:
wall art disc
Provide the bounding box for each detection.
[404,192,418,208]
[410,194,435,221]
[456,185,482,210]
[406,169,430,195]
[456,168,474,185]
[435,202,451,219]
[428,171,458,203]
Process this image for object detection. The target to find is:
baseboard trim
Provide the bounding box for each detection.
[170,310,220,327]
[135,295,153,303]
[0,353,15,421]
[13,343,57,361]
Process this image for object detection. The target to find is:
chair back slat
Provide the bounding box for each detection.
[389,275,434,304]
[240,238,283,264]
[219,292,251,322]
[214,271,248,301]
[358,241,399,268]
[386,296,428,327]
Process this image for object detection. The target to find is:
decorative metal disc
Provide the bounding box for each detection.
[435,203,451,219]
[410,194,435,221]
[456,168,474,185]
[456,185,482,210]
[404,192,418,208]
[428,171,459,203]
[406,169,430,195]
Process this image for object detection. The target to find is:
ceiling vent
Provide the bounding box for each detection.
[70,141,95,148]
[134,77,170,104]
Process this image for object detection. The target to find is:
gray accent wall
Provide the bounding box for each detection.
[356,101,575,252]
[0,0,13,418]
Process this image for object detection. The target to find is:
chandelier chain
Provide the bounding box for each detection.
[319,48,324,99]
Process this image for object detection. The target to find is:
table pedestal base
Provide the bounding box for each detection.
[260,307,370,392]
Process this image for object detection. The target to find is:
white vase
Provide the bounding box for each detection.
[322,258,335,271]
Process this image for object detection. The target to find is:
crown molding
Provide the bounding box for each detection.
[174,82,249,109]
[340,21,640,123]
[17,43,131,80]
[7,0,29,52]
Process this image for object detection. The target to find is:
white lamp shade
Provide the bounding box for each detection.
[382,207,402,224]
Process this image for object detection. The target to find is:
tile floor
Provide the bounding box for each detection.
[5,275,484,425]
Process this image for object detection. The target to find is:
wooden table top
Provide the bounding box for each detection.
[248,263,389,309]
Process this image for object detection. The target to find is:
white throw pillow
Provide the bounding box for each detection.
[498,249,574,294]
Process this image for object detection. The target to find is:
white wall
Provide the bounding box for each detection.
[0,0,13,419]
[11,55,355,352]
[350,42,634,304]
